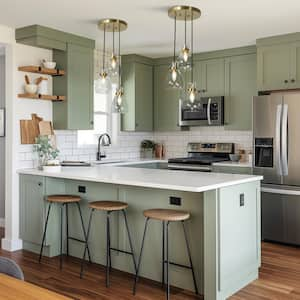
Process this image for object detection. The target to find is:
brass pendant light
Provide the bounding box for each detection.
[168,6,201,108]
[96,19,128,113]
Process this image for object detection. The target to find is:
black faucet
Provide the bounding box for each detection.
[97,133,112,161]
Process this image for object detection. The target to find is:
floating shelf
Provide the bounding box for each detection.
[18,66,65,76]
[18,93,66,102]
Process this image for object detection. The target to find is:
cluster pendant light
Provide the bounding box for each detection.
[168,6,201,109]
[95,19,128,114]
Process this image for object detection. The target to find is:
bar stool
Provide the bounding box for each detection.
[80,201,137,287]
[133,209,198,299]
[39,195,91,270]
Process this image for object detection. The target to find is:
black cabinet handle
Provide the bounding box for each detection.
[291,79,295,83]
[202,89,206,93]
[135,123,139,128]
[284,80,288,83]
[38,182,42,187]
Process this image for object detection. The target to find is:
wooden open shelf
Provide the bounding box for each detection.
[18,66,65,76]
[18,93,66,102]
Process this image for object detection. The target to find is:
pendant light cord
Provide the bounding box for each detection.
[102,24,106,71]
[184,12,187,46]
[118,22,121,87]
[191,12,194,83]
[173,15,177,62]
[112,25,115,54]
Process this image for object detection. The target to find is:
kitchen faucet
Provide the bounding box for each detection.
[97,133,111,161]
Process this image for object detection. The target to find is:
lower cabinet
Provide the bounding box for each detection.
[212,165,252,175]
[224,54,257,131]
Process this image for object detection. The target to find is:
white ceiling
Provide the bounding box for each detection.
[1,0,300,57]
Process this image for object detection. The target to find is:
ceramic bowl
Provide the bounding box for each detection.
[24,84,38,94]
[42,165,61,173]
[43,61,56,69]
[229,154,241,162]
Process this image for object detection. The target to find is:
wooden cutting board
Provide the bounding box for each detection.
[20,114,43,144]
[39,121,54,136]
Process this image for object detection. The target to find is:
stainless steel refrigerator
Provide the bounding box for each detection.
[253,92,300,245]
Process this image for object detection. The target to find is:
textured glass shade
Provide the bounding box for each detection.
[112,87,127,114]
[95,71,112,94]
[177,45,191,71]
[181,82,201,111]
[108,53,119,77]
[167,62,183,89]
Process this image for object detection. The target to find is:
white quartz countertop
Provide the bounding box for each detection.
[18,164,262,193]
[212,161,253,168]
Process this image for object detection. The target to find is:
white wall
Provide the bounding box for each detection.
[0,54,5,222]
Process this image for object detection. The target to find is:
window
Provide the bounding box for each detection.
[77,83,114,145]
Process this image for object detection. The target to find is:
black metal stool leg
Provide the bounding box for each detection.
[76,202,92,263]
[182,221,198,294]
[106,211,111,287]
[133,217,150,295]
[39,202,52,263]
[122,210,137,273]
[166,221,170,300]
[80,208,94,279]
[162,220,165,288]
[60,203,64,270]
[66,203,69,257]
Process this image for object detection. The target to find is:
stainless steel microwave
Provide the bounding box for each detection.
[179,96,224,127]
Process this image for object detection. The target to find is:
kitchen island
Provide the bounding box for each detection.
[18,164,262,300]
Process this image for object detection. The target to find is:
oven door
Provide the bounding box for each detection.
[179,97,224,127]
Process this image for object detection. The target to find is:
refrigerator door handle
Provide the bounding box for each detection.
[281,104,288,175]
[207,97,212,125]
[276,104,283,175]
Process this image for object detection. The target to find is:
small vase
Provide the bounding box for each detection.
[141,148,153,159]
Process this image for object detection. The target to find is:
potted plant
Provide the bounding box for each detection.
[140,140,156,159]
[33,136,60,172]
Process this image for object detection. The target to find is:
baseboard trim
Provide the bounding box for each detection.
[0,218,5,227]
[1,238,23,252]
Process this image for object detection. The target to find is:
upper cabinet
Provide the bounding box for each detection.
[16,25,95,130]
[257,33,300,92]
[121,55,153,131]
[153,64,181,131]
[225,54,257,131]
[194,58,225,97]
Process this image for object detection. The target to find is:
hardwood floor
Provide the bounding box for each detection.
[1,227,300,299]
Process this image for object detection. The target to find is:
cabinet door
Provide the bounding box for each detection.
[289,41,300,89]
[67,43,94,130]
[195,59,225,97]
[135,63,153,131]
[154,64,180,131]
[20,175,45,244]
[257,45,290,91]
[225,54,257,131]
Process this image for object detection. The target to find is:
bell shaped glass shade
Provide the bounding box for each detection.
[108,53,119,77]
[167,61,183,89]
[95,71,112,94]
[181,82,201,111]
[177,45,191,71]
[112,87,127,114]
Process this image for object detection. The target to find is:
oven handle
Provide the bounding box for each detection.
[167,163,212,172]
[207,97,212,125]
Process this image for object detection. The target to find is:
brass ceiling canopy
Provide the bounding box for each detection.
[98,19,128,32]
[168,6,201,21]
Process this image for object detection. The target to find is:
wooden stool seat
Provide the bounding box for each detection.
[143,209,190,222]
[47,195,81,203]
[89,201,128,211]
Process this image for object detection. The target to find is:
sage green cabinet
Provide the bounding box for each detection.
[225,54,257,131]
[257,41,300,91]
[53,43,94,130]
[194,58,225,96]
[212,165,252,175]
[154,64,181,131]
[121,57,153,131]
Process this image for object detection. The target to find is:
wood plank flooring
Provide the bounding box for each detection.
[1,227,300,299]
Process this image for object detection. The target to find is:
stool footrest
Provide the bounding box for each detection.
[68,237,86,244]
[110,247,133,256]
[164,261,192,270]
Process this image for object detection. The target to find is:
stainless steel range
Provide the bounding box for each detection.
[168,142,234,172]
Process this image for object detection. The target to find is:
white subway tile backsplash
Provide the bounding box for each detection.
[18,127,253,166]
